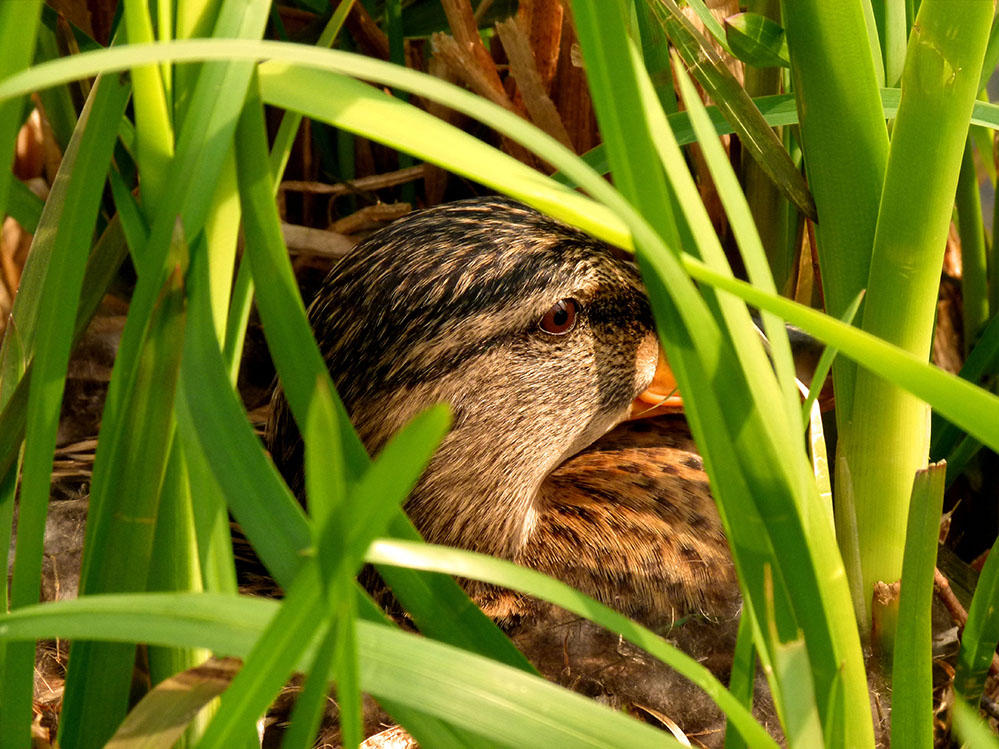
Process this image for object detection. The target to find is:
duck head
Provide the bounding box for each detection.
[271,197,660,553]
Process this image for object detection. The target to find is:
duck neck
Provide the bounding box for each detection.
[404,431,548,561]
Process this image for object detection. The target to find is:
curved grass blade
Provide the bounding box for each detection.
[724,613,758,749]
[682,258,999,455]
[1,42,998,493]
[0,593,681,749]
[367,539,777,749]
[931,306,999,462]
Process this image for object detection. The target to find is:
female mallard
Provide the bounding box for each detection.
[267,196,739,626]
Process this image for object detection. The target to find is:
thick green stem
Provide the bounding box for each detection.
[780,0,890,422]
[846,1,993,630]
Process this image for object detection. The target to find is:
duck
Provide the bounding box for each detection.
[267,195,741,627]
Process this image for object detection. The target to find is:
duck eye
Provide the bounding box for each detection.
[539,299,579,335]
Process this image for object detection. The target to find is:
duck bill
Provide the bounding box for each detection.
[629,349,684,419]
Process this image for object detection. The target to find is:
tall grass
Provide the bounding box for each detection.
[1,1,998,747]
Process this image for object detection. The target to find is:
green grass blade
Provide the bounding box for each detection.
[233,81,367,477]
[931,310,999,460]
[670,53,800,434]
[955,532,999,708]
[198,562,326,747]
[682,259,999,454]
[891,462,946,749]
[7,179,43,233]
[59,233,188,749]
[0,593,681,748]
[178,242,310,589]
[725,12,789,68]
[572,3,871,741]
[281,619,347,749]
[723,613,757,749]
[635,0,677,112]
[0,214,129,487]
[176,243,491,743]
[233,78,535,673]
[1,72,131,748]
[957,136,989,355]
[123,0,175,210]
[952,698,999,749]
[801,292,865,426]
[872,0,909,87]
[654,0,816,221]
[146,436,212,705]
[367,538,777,748]
[0,0,42,226]
[683,0,733,54]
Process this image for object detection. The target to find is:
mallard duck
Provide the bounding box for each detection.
[267,195,740,626]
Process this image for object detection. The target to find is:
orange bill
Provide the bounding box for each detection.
[629,349,684,419]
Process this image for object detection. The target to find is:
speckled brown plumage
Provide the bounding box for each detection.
[267,196,738,627]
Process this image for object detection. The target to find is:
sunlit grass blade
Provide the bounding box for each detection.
[223,1,356,382]
[367,538,778,749]
[198,562,327,747]
[256,63,627,247]
[682,259,999,454]
[571,2,871,742]
[233,80,367,477]
[0,593,682,748]
[891,462,946,749]
[123,0,175,210]
[952,697,999,749]
[801,291,865,426]
[669,52,800,432]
